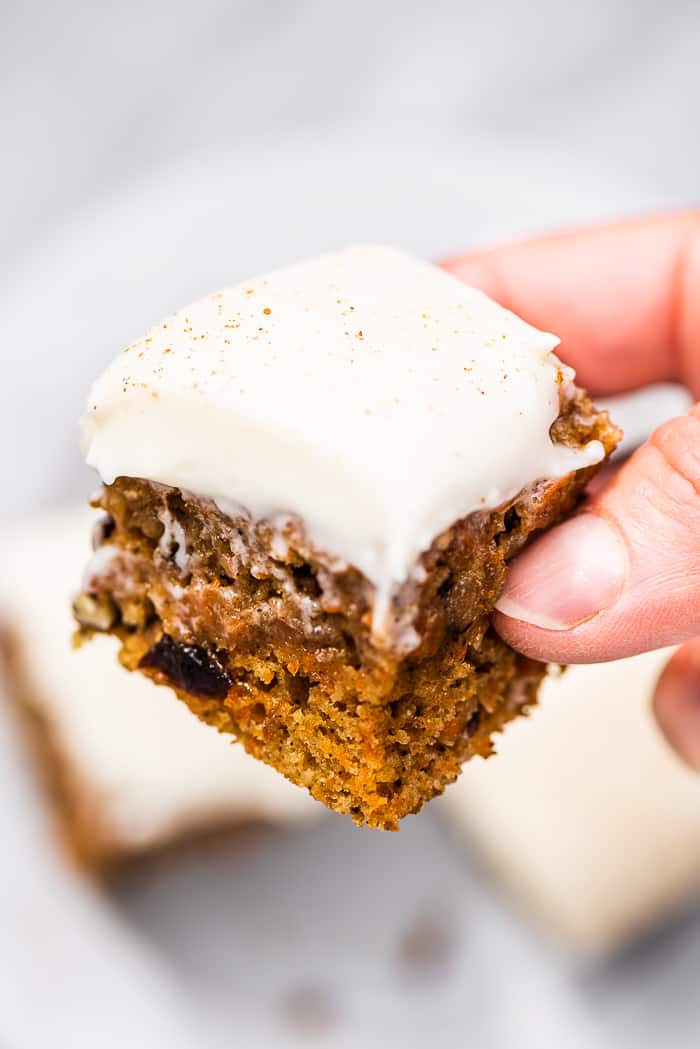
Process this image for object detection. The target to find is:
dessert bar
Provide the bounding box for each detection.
[75,246,619,827]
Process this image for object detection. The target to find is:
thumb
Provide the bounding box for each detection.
[495,405,700,663]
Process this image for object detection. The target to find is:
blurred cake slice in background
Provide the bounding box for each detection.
[0,510,321,873]
[440,651,700,956]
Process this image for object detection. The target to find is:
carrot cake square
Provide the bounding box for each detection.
[74,246,618,828]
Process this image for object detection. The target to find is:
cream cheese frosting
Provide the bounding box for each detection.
[81,245,603,610]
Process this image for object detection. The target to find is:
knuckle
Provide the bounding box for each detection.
[648,412,700,500]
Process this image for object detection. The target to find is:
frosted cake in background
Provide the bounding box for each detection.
[441,651,700,956]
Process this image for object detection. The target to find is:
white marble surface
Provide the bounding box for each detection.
[2,2,700,1046]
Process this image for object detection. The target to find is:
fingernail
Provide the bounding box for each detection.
[495,513,626,631]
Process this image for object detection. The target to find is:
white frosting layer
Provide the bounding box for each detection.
[82,245,603,608]
[0,511,319,852]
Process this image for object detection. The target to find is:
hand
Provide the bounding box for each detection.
[444,211,700,771]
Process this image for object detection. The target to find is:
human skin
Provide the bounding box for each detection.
[443,211,700,772]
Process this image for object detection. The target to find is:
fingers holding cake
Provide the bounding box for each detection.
[494,406,700,662]
[447,213,700,770]
[445,213,700,664]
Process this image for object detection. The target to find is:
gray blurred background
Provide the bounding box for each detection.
[1,2,699,1047]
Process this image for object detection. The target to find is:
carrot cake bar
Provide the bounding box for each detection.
[1,510,319,872]
[74,245,619,828]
